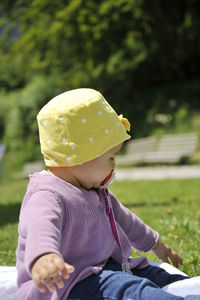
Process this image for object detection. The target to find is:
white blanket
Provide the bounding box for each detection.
[151,262,200,296]
[0,263,199,300]
[0,266,17,300]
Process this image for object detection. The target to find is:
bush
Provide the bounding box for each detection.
[0,75,61,167]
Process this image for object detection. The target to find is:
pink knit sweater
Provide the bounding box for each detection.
[16,172,159,299]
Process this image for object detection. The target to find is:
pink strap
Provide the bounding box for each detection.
[101,189,127,261]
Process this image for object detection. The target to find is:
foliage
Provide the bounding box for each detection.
[0,0,200,165]
[1,0,200,96]
[0,75,61,164]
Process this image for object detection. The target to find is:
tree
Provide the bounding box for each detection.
[0,0,200,145]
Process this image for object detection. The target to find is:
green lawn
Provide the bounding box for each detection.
[0,177,200,277]
[110,179,200,277]
[0,179,28,265]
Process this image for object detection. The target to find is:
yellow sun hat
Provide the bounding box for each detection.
[37,88,131,167]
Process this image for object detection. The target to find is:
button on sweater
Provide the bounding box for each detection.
[16,172,159,300]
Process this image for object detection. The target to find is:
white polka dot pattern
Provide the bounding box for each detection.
[37,88,131,166]
[59,117,64,123]
[81,118,86,123]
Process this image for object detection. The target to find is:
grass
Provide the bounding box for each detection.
[0,179,28,265]
[110,179,200,277]
[0,177,200,277]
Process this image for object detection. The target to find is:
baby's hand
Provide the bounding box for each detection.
[31,253,75,293]
[149,240,183,268]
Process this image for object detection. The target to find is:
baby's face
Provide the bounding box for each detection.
[73,143,123,190]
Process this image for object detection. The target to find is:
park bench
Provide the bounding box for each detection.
[0,144,6,176]
[0,144,6,162]
[116,132,199,165]
[22,161,44,177]
[15,160,45,178]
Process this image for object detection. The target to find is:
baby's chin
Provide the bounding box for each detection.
[80,181,101,190]
[80,176,113,190]
[93,182,103,189]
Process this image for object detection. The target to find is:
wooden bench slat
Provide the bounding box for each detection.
[0,144,6,161]
[116,133,199,165]
[23,161,44,176]
[127,136,157,152]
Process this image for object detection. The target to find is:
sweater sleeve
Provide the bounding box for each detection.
[108,190,159,252]
[19,190,64,275]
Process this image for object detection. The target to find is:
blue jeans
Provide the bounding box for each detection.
[68,258,189,300]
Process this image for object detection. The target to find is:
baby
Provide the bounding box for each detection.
[16,88,199,300]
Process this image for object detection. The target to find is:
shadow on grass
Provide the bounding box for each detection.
[0,200,170,226]
[123,201,170,208]
[0,202,21,226]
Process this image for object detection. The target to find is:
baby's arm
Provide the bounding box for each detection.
[108,191,183,267]
[31,253,74,293]
[149,239,183,268]
[20,190,74,293]
[109,191,159,251]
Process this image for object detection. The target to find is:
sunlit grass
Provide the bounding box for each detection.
[110,179,200,277]
[0,179,27,265]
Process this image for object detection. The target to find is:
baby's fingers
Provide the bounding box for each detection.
[51,272,64,289]
[32,272,47,293]
[52,256,74,279]
[162,256,170,265]
[42,277,56,293]
[33,265,58,293]
[61,262,75,279]
[170,253,183,268]
[31,254,75,293]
